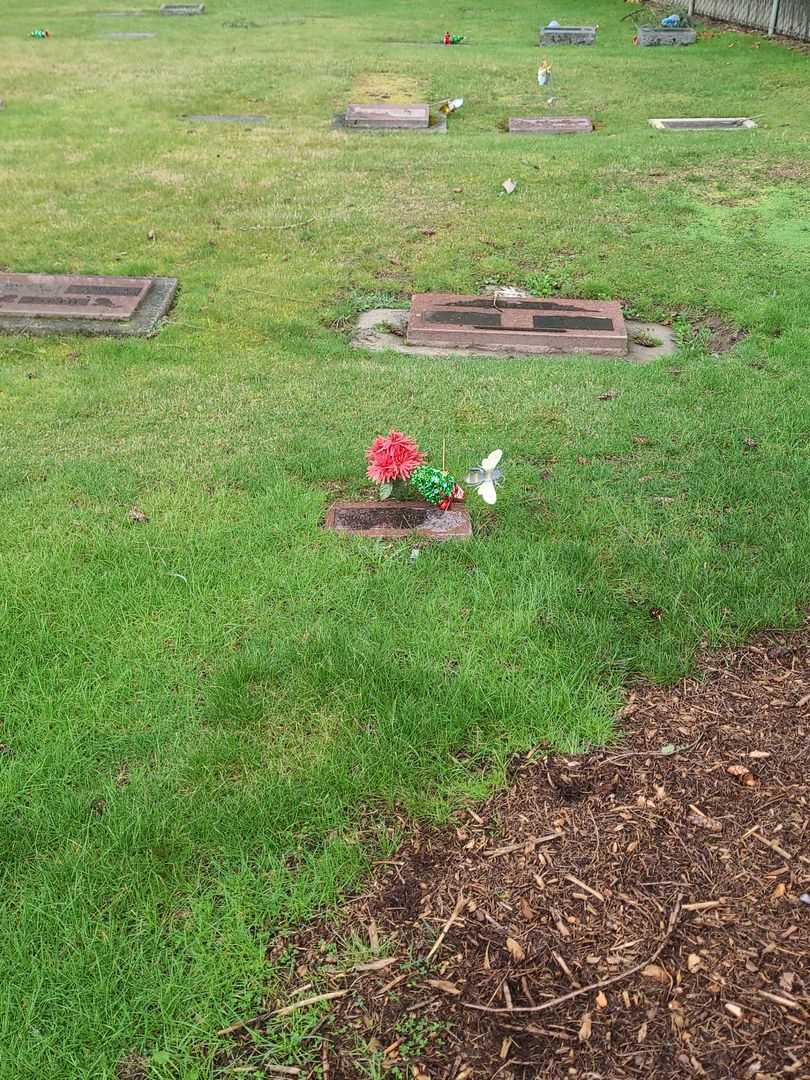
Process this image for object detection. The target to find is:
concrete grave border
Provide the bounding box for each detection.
[352,308,677,363]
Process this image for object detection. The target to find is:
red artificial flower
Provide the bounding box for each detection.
[438,483,465,511]
[366,431,425,484]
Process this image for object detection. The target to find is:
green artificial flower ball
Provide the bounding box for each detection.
[410,465,456,505]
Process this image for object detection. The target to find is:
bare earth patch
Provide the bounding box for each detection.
[224,625,810,1078]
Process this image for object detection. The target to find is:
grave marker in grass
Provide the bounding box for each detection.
[325,501,471,541]
[648,117,757,130]
[159,3,204,14]
[406,294,628,357]
[184,114,268,124]
[508,116,593,135]
[346,103,428,129]
[540,25,596,45]
[636,25,697,45]
[334,103,447,133]
[0,273,177,337]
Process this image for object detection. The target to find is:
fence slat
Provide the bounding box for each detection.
[692,0,810,39]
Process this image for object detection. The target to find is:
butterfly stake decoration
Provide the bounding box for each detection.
[464,449,503,505]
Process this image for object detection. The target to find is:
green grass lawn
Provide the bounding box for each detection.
[1,0,810,1074]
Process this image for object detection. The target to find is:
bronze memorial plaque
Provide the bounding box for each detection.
[406,294,628,357]
[345,103,430,129]
[509,116,593,135]
[0,273,177,336]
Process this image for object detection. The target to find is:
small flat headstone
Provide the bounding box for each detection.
[0,273,177,337]
[104,31,155,38]
[325,501,471,541]
[541,25,596,45]
[649,117,756,130]
[509,116,593,135]
[345,103,429,129]
[406,294,628,357]
[160,3,204,13]
[637,25,697,45]
[185,113,268,124]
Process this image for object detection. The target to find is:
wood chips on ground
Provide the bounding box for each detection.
[220,627,810,1079]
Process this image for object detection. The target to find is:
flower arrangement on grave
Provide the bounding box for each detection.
[365,432,503,508]
[366,430,426,500]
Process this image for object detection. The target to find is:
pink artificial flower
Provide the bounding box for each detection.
[366,431,425,484]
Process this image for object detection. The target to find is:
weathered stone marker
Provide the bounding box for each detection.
[541,25,596,45]
[159,3,204,13]
[406,294,628,357]
[185,114,268,124]
[649,117,757,130]
[509,116,593,135]
[325,501,471,540]
[637,25,697,45]
[0,273,177,337]
[345,103,429,129]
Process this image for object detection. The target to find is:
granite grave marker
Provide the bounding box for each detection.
[648,117,757,130]
[508,116,593,135]
[0,273,177,337]
[406,294,628,357]
[541,25,596,45]
[325,501,471,540]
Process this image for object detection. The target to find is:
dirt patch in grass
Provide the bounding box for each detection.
[228,623,810,1078]
[350,72,425,102]
[692,314,749,353]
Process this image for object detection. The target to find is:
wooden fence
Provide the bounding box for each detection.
[688,0,810,40]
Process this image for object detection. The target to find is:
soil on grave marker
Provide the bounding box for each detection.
[217,624,810,1079]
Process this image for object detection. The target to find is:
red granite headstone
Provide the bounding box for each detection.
[406,294,628,356]
[0,273,153,321]
[509,116,593,134]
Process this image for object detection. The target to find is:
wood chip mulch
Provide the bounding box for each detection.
[222,628,810,1079]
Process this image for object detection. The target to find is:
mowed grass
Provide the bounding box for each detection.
[1,0,810,1074]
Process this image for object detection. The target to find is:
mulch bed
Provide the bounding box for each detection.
[221,627,810,1079]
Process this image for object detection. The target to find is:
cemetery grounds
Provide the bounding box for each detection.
[1,0,809,1076]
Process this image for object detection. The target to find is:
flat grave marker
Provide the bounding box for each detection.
[541,25,596,45]
[160,3,204,14]
[637,25,697,45]
[325,501,471,541]
[406,294,628,357]
[649,117,757,130]
[0,273,177,337]
[185,114,268,124]
[509,116,593,135]
[334,103,446,133]
[345,103,429,129]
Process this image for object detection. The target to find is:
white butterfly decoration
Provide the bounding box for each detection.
[464,449,503,505]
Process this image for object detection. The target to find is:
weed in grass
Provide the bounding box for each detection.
[632,330,665,348]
